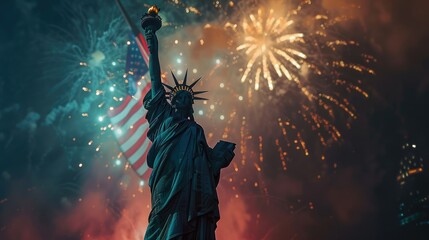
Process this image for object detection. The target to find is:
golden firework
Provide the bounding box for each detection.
[237,8,307,91]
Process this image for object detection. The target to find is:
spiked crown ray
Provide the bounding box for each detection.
[163,69,208,101]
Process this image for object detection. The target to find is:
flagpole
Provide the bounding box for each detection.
[115,0,150,66]
[115,0,140,36]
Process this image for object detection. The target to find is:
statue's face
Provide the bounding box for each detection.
[172,91,193,110]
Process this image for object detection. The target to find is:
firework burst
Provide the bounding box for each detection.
[42,0,141,152]
[209,0,376,178]
[237,8,306,91]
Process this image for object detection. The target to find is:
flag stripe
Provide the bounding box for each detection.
[133,145,150,170]
[126,137,151,165]
[142,169,151,180]
[109,83,150,124]
[120,121,149,153]
[136,34,149,63]
[109,91,142,123]
[109,94,133,117]
[118,116,148,145]
[116,108,147,138]
[121,122,149,152]
[110,99,139,125]
[124,129,149,159]
[137,161,149,176]
[112,85,151,126]
[114,102,143,127]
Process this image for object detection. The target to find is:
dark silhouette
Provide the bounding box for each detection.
[141,6,235,240]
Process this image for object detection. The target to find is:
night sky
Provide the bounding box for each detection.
[1,0,429,239]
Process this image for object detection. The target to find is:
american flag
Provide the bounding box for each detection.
[110,0,152,180]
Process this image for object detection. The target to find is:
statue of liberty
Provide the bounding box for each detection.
[141,6,236,240]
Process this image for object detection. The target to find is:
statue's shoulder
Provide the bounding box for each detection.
[194,121,203,129]
[193,121,206,134]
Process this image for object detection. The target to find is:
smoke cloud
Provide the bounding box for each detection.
[16,111,40,131]
[43,101,78,125]
[321,0,429,67]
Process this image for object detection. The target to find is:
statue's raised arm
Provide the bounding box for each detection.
[141,6,163,98]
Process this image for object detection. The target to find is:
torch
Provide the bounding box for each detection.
[141,5,162,53]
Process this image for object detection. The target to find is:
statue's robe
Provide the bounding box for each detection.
[143,89,220,240]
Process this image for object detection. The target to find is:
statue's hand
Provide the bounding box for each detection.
[221,149,235,168]
[211,148,235,171]
[144,28,158,54]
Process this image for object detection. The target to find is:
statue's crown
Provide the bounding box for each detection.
[163,70,208,102]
